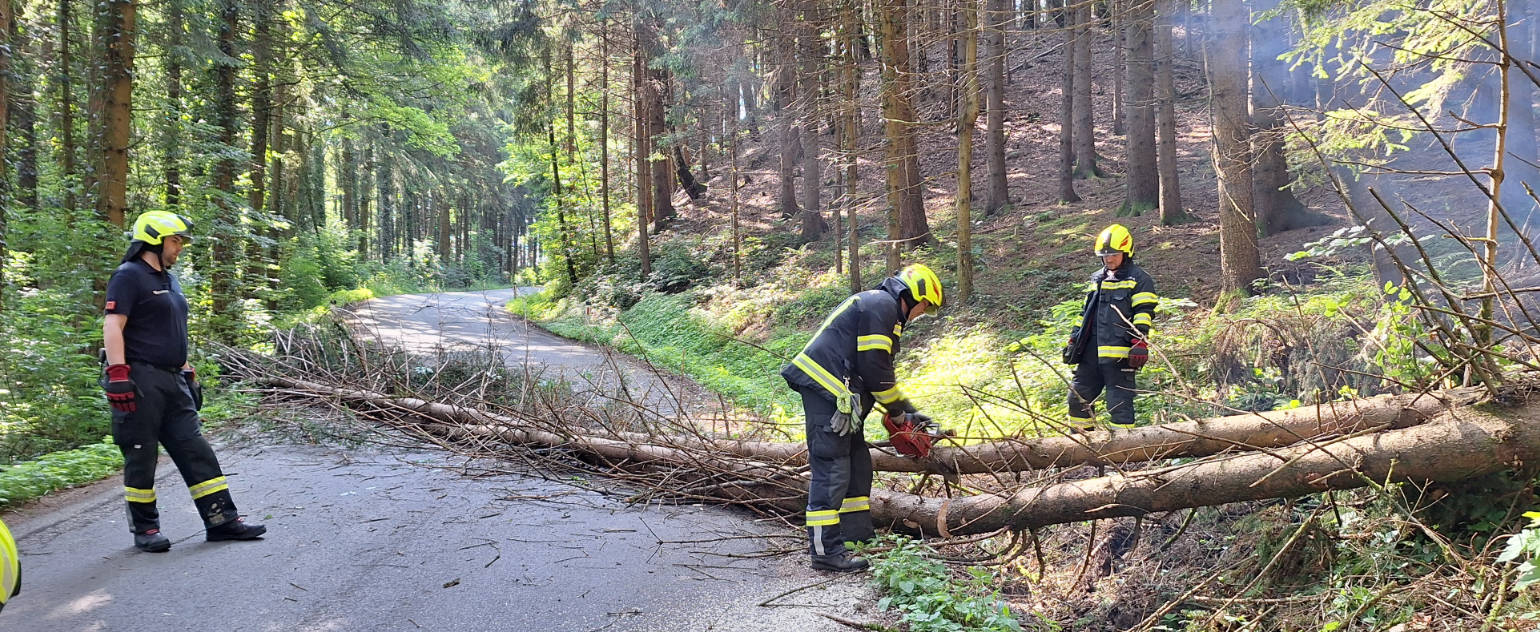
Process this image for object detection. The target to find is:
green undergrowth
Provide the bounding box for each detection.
[864,536,1043,632]
[512,253,1419,444]
[0,437,124,508]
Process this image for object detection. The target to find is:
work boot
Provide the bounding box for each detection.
[206,517,266,542]
[810,550,869,573]
[134,529,171,553]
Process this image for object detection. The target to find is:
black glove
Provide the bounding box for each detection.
[182,369,203,411]
[104,364,137,413]
[905,411,933,430]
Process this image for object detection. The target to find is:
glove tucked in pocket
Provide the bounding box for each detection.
[828,391,862,436]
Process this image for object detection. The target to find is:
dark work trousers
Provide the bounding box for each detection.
[799,387,874,557]
[111,363,240,534]
[1067,360,1139,429]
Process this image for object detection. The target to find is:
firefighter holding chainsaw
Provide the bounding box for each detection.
[102,211,266,552]
[1063,224,1158,430]
[780,264,944,572]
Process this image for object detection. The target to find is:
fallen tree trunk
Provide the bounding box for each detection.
[266,375,1477,474]
[262,375,1526,536]
[870,403,1540,536]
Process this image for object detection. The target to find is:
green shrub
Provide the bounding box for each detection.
[867,536,1030,632]
[0,437,125,507]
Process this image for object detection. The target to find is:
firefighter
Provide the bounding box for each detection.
[102,211,266,552]
[1063,224,1158,430]
[781,264,943,572]
[0,518,17,613]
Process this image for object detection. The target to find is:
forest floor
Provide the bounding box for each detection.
[1,289,882,632]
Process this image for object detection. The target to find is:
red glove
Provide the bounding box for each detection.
[104,364,137,413]
[1128,339,1149,370]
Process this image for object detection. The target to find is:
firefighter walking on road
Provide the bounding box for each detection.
[781,264,943,572]
[1063,224,1158,430]
[102,211,266,552]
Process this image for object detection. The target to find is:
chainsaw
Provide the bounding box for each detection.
[881,413,953,460]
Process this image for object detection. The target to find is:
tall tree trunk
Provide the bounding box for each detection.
[799,0,827,242]
[210,0,240,339]
[1207,0,1260,298]
[632,31,651,277]
[1120,0,1158,215]
[160,0,183,208]
[842,0,862,293]
[13,11,37,212]
[341,141,356,234]
[89,0,135,230]
[957,0,979,303]
[0,0,10,312]
[1155,0,1187,224]
[1251,0,1320,236]
[57,0,77,212]
[983,0,1010,214]
[880,0,934,263]
[639,17,674,232]
[246,2,273,302]
[773,22,801,221]
[1111,0,1125,136]
[1072,0,1102,177]
[1058,2,1081,202]
[249,3,270,220]
[545,49,579,287]
[377,143,393,262]
[600,20,615,263]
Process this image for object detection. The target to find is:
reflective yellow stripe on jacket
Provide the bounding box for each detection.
[872,385,905,405]
[856,335,892,353]
[792,353,854,401]
[1132,292,1159,307]
[1100,280,1138,290]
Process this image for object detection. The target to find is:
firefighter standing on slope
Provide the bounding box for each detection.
[781,264,943,572]
[1063,224,1158,430]
[102,211,266,552]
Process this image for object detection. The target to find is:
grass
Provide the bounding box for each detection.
[0,437,124,508]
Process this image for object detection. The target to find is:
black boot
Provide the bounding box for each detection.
[810,550,869,573]
[206,517,266,542]
[134,529,171,553]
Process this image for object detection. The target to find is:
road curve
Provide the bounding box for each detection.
[1,288,873,631]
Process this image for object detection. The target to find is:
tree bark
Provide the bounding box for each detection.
[879,0,934,263]
[1121,0,1158,216]
[842,0,862,293]
[1111,0,1125,136]
[1155,0,1187,225]
[632,30,651,277]
[874,403,1537,535]
[983,0,1010,214]
[57,0,77,212]
[210,0,240,339]
[160,0,183,208]
[12,11,36,212]
[265,376,1505,537]
[1207,0,1261,298]
[799,0,826,241]
[1250,0,1324,236]
[0,0,9,311]
[1058,2,1081,202]
[639,16,674,233]
[957,0,979,303]
[600,20,615,264]
[1072,0,1102,178]
[89,0,136,230]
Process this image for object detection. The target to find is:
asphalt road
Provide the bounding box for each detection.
[2,288,873,631]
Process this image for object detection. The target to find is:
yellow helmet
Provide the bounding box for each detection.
[1094,224,1134,258]
[896,264,943,314]
[0,518,18,612]
[131,210,194,245]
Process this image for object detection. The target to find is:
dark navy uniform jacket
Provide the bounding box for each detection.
[105,260,190,368]
[780,276,918,415]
